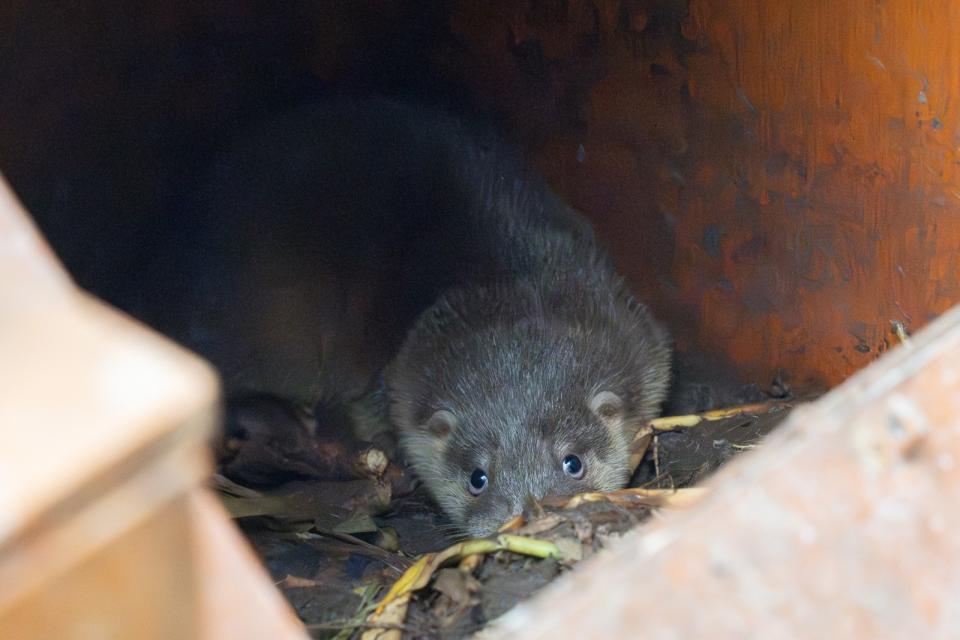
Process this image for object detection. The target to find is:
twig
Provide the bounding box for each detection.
[327,532,413,573]
[362,534,562,639]
[543,487,707,510]
[628,401,790,474]
[653,433,661,477]
[307,620,420,632]
[891,319,911,345]
[648,402,790,432]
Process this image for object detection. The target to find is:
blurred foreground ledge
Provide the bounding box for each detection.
[0,177,307,639]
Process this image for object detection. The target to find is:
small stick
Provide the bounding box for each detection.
[627,429,654,475]
[891,319,911,345]
[219,394,389,483]
[628,401,790,474]
[458,553,483,574]
[498,514,525,532]
[362,534,562,638]
[328,532,413,573]
[647,401,791,432]
[653,433,661,477]
[308,620,419,632]
[543,487,707,510]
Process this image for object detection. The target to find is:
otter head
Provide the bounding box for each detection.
[397,388,644,537]
[386,282,671,538]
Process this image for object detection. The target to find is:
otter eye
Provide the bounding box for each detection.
[562,454,584,479]
[468,468,488,495]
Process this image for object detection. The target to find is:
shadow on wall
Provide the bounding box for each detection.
[2,0,952,391]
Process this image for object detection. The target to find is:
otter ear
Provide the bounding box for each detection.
[424,409,457,440]
[589,391,625,429]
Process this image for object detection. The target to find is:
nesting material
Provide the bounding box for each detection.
[211,392,795,638]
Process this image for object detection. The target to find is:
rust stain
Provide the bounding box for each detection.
[441,0,960,389]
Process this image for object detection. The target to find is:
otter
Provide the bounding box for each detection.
[134,97,672,537]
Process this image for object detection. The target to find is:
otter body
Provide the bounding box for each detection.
[138,98,672,536]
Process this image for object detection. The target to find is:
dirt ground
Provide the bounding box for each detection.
[214,349,799,638]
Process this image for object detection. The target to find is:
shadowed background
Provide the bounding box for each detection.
[3,0,956,391]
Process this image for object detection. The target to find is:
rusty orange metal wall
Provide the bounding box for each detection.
[437,0,960,389]
[3,1,958,391]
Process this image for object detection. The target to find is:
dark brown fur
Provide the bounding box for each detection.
[134,97,672,536]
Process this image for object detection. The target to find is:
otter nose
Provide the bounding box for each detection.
[507,492,542,518]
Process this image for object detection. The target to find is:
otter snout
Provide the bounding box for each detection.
[476,492,546,537]
[465,494,536,538]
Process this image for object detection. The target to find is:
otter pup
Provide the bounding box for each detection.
[140,97,672,537]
